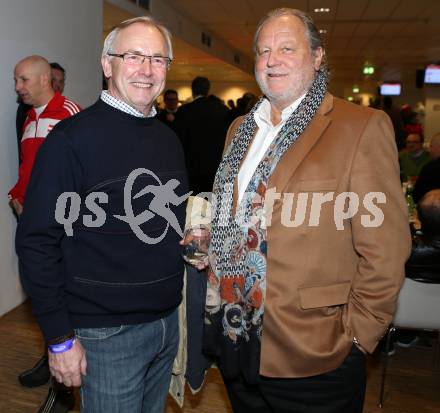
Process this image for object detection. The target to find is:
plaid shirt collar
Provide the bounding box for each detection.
[100,90,157,118]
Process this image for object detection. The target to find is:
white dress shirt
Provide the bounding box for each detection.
[237,94,306,203]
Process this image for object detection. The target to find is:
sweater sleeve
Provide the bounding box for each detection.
[16,129,82,341]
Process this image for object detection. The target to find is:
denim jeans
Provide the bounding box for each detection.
[75,309,178,413]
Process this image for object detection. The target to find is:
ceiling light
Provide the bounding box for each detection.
[363,65,375,75]
[314,8,330,13]
[319,29,327,34]
[353,86,360,93]
[347,96,354,102]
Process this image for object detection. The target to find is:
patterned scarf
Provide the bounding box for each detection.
[203,70,328,383]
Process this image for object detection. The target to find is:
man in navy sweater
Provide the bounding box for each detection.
[16,16,188,413]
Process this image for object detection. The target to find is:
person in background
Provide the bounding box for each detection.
[382,96,406,151]
[200,8,410,413]
[399,133,431,181]
[50,62,66,94]
[15,62,67,164]
[227,98,236,111]
[9,56,80,215]
[233,92,259,118]
[242,92,258,114]
[156,88,179,130]
[174,76,230,194]
[395,189,440,348]
[412,133,440,203]
[16,16,188,413]
[406,189,440,282]
[402,105,423,137]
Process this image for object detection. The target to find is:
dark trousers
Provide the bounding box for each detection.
[223,344,366,413]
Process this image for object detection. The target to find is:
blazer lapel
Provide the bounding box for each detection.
[231,93,334,212]
[269,94,333,193]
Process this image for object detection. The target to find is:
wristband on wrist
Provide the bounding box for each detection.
[48,338,76,354]
[47,330,75,346]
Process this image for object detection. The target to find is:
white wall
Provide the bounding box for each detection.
[0,0,103,316]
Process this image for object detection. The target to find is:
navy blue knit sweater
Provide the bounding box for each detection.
[16,99,189,341]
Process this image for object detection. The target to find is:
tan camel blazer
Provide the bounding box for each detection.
[224,93,411,378]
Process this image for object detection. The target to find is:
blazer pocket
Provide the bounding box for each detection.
[298,280,351,309]
[298,178,337,192]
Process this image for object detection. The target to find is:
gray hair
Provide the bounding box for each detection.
[253,8,326,70]
[102,15,173,60]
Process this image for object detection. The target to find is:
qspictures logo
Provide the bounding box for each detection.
[54,168,191,245]
[54,168,387,244]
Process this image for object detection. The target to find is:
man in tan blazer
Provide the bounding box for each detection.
[202,7,411,413]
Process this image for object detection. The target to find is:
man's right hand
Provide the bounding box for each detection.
[9,199,23,216]
[48,339,87,387]
[180,226,210,270]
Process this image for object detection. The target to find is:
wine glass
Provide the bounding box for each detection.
[182,226,210,268]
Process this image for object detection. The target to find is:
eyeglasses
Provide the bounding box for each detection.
[107,52,171,68]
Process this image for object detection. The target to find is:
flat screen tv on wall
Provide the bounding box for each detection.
[424,64,440,84]
[380,83,401,96]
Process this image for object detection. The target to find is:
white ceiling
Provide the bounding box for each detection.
[103,1,255,82]
[104,0,440,89]
[163,0,440,85]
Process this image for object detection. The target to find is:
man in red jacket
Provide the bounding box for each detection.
[9,55,80,216]
[10,55,80,413]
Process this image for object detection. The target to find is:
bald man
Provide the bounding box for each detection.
[9,55,80,216]
[413,134,440,203]
[16,62,66,162]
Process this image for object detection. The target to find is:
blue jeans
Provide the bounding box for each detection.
[75,309,178,413]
